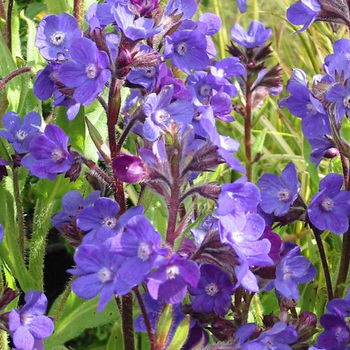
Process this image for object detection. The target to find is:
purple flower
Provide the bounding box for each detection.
[76,197,120,240]
[130,0,158,16]
[243,322,298,350]
[109,215,168,293]
[0,111,41,154]
[317,309,350,349]
[216,177,260,231]
[59,37,111,105]
[258,163,301,217]
[231,20,272,49]
[164,23,210,74]
[308,173,350,234]
[35,13,82,61]
[189,264,234,316]
[236,0,247,13]
[142,85,193,141]
[52,190,100,246]
[34,62,60,101]
[286,0,321,33]
[113,154,144,183]
[165,0,197,20]
[0,224,4,244]
[111,2,161,41]
[325,83,350,124]
[9,290,54,350]
[21,125,74,180]
[275,245,316,299]
[147,254,200,304]
[69,241,126,312]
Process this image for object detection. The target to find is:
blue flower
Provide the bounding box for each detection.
[258,163,301,217]
[21,125,74,180]
[231,20,272,49]
[58,37,111,105]
[275,245,316,299]
[0,111,41,154]
[35,13,82,61]
[308,173,350,234]
[9,291,54,350]
[286,0,321,33]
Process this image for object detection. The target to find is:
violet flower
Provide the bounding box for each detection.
[142,85,193,141]
[286,0,321,33]
[275,245,316,299]
[231,20,272,49]
[59,37,111,105]
[35,13,82,61]
[9,291,54,350]
[164,23,210,74]
[113,154,144,183]
[109,215,168,293]
[189,264,234,316]
[0,111,41,154]
[165,0,197,20]
[69,241,126,312]
[308,173,350,234]
[21,124,74,180]
[0,224,3,244]
[236,0,247,13]
[147,254,200,304]
[258,162,301,217]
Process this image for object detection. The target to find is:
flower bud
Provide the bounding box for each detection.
[113,154,144,183]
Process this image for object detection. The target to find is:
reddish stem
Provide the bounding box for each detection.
[0,67,31,92]
[6,0,13,49]
[245,85,253,182]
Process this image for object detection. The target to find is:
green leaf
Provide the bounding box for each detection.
[0,33,21,111]
[155,304,173,349]
[252,128,267,158]
[25,3,47,19]
[11,3,21,60]
[56,106,86,153]
[300,281,317,314]
[166,315,190,350]
[46,293,119,347]
[46,0,67,15]
[303,137,319,195]
[107,322,124,350]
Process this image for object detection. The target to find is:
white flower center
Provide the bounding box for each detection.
[143,67,156,78]
[176,42,187,56]
[343,95,350,108]
[98,267,114,283]
[247,34,255,43]
[138,242,151,261]
[216,68,225,78]
[306,102,317,114]
[50,31,66,46]
[15,130,28,141]
[51,148,65,162]
[101,216,117,229]
[154,109,170,124]
[86,63,98,79]
[166,265,179,280]
[21,312,34,326]
[193,110,202,121]
[205,282,219,296]
[321,197,334,212]
[277,189,290,202]
[199,84,211,97]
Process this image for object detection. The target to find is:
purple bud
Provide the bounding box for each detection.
[113,154,144,183]
[130,0,158,16]
[324,147,339,159]
[0,287,19,311]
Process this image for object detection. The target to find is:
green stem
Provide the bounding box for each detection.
[335,229,350,298]
[12,168,25,260]
[28,175,63,290]
[54,277,74,323]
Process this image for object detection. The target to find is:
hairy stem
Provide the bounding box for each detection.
[73,0,85,29]
[245,85,253,182]
[312,227,333,301]
[6,0,13,49]
[12,167,25,260]
[166,150,180,246]
[122,293,135,350]
[335,228,350,298]
[134,287,155,349]
[54,277,75,323]
[0,67,32,92]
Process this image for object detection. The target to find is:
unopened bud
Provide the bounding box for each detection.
[113,154,144,183]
